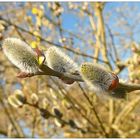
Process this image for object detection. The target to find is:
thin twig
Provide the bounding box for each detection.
[77,82,109,137]
[105,23,119,62]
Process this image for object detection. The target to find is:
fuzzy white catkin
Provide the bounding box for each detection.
[80,62,116,98]
[2,38,39,74]
[45,46,79,74]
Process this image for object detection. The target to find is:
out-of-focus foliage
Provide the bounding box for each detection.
[0,2,140,138]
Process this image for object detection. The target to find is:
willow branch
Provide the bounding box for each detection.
[38,64,83,82]
[15,62,140,95]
